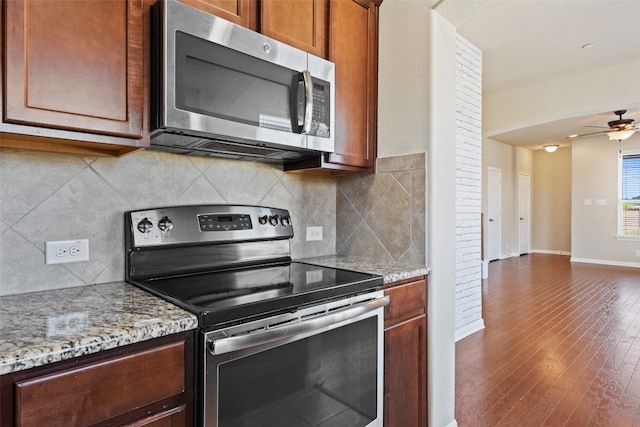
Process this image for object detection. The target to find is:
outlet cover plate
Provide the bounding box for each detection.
[306,226,323,241]
[45,239,89,264]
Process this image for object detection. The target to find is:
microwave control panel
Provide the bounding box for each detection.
[310,79,330,138]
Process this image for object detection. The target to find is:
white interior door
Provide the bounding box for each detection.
[518,172,531,255]
[487,167,502,261]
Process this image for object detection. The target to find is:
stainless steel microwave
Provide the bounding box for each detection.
[150,0,335,162]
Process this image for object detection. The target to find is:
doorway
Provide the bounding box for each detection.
[518,172,531,255]
[487,167,502,261]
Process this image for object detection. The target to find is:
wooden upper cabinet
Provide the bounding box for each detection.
[326,0,379,171]
[261,0,328,58]
[178,0,257,30]
[4,0,146,141]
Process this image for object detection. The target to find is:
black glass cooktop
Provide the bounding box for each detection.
[133,261,382,328]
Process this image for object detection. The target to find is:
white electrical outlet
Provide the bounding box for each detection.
[306,226,323,241]
[45,239,90,264]
[635,250,640,257]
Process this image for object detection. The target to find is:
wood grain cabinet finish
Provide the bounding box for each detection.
[1,0,149,156]
[178,0,257,29]
[285,0,381,174]
[181,0,327,57]
[383,277,428,427]
[261,0,328,58]
[0,333,193,427]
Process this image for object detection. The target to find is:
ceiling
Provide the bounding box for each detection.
[436,0,640,150]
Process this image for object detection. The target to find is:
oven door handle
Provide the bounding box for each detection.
[208,295,390,355]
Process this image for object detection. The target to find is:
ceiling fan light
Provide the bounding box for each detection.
[607,129,635,141]
[544,145,559,153]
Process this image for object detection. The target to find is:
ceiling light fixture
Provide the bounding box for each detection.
[568,134,578,138]
[544,145,559,153]
[607,129,635,141]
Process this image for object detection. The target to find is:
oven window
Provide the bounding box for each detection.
[217,317,378,427]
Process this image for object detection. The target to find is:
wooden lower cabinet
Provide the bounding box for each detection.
[0,332,193,427]
[383,277,428,427]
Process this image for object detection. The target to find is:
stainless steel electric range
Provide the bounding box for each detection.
[125,205,387,427]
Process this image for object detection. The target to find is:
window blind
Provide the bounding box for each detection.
[622,154,640,201]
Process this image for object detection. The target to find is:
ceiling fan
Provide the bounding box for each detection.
[571,110,639,141]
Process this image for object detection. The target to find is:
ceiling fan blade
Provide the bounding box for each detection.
[584,125,610,129]
[568,129,609,139]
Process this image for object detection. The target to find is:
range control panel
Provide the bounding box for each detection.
[127,205,293,248]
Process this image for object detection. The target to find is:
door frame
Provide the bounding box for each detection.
[487,167,502,261]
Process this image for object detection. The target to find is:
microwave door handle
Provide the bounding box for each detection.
[301,70,313,134]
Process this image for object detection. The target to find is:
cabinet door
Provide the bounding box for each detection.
[384,316,428,427]
[261,0,328,58]
[4,0,145,139]
[14,342,185,427]
[178,0,256,29]
[327,0,379,171]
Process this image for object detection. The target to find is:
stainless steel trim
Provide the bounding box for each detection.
[127,205,293,248]
[301,70,313,135]
[208,295,390,355]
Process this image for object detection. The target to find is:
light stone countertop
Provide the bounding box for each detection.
[300,255,430,284]
[0,281,198,375]
[0,259,426,375]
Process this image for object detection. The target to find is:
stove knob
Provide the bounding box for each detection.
[280,216,291,227]
[269,215,279,226]
[158,216,174,232]
[259,215,268,225]
[137,217,153,233]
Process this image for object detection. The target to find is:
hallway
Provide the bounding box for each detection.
[456,254,640,426]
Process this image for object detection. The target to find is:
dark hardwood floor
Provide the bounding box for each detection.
[456,254,640,427]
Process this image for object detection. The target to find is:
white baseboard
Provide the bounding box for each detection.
[570,257,640,268]
[481,260,489,279]
[500,252,519,259]
[455,319,485,342]
[532,249,572,256]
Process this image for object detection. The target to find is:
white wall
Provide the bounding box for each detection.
[483,60,640,136]
[377,1,430,159]
[426,10,458,427]
[454,35,483,341]
[532,146,572,254]
[571,134,640,266]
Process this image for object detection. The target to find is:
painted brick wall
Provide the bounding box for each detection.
[455,35,484,340]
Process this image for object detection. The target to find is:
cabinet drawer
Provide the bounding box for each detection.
[15,341,185,427]
[384,279,427,328]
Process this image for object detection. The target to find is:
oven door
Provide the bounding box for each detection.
[203,292,389,427]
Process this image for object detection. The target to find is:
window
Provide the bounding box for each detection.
[619,151,640,237]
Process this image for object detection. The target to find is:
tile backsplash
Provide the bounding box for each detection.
[336,153,426,265]
[0,148,336,295]
[1,148,427,296]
